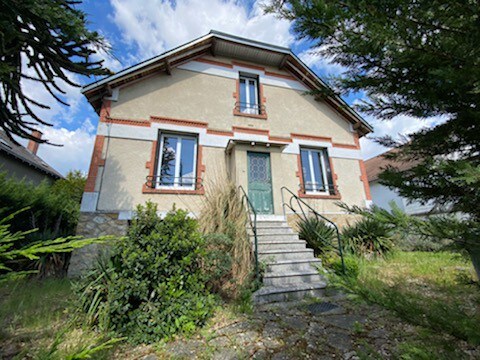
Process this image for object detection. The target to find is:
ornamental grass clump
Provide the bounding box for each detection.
[198,178,253,300]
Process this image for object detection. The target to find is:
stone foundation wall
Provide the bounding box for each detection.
[68,212,128,277]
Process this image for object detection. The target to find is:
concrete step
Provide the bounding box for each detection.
[253,282,327,304]
[254,221,289,228]
[257,240,307,252]
[259,249,314,262]
[252,233,300,242]
[263,270,323,287]
[266,258,322,273]
[248,226,293,235]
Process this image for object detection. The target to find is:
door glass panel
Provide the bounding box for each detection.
[301,149,313,192]
[160,136,177,186]
[248,152,273,214]
[179,137,195,187]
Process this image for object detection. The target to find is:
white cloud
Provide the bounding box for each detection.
[298,48,346,77]
[109,0,294,61]
[360,114,447,160]
[20,52,84,127]
[35,121,96,176]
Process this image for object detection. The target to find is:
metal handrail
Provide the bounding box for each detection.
[299,183,338,194]
[281,186,345,272]
[238,185,259,280]
[234,101,266,115]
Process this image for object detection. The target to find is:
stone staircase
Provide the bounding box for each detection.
[251,217,327,304]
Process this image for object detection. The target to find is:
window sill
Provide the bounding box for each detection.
[233,110,268,120]
[142,185,205,195]
[298,191,341,200]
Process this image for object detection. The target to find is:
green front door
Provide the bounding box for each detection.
[248,152,274,214]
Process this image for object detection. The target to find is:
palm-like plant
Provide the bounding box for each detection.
[298,216,336,256]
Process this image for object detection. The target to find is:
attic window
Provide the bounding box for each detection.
[238,74,261,115]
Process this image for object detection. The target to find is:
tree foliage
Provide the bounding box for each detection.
[267,0,480,219]
[0,0,111,143]
[0,170,85,237]
[0,209,110,283]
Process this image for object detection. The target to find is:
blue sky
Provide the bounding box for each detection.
[30,0,439,175]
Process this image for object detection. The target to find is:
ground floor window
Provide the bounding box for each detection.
[300,147,334,194]
[156,133,197,189]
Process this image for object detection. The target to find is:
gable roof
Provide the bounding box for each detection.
[365,148,419,182]
[0,131,63,180]
[82,30,373,137]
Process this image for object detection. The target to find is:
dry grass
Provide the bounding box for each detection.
[198,177,253,298]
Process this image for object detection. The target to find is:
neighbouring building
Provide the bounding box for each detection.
[0,130,62,184]
[69,31,374,279]
[365,150,447,215]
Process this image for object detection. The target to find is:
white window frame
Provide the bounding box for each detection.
[301,147,330,195]
[239,75,259,115]
[156,133,198,190]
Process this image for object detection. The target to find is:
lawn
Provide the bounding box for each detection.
[0,251,478,359]
[0,279,120,359]
[335,251,480,354]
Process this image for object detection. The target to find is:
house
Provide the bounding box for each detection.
[0,130,62,184]
[366,150,446,215]
[69,31,374,294]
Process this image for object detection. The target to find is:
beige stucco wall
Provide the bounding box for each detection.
[91,55,368,217]
[110,64,355,145]
[96,137,228,213]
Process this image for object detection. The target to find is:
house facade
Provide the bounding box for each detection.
[70,31,373,275]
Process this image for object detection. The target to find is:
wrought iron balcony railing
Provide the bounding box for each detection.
[234,102,266,116]
[145,175,203,190]
[299,182,338,195]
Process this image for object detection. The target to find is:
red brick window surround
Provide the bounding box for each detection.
[296,147,341,200]
[143,131,205,195]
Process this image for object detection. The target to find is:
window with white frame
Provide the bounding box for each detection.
[300,147,334,194]
[239,74,260,114]
[156,133,197,189]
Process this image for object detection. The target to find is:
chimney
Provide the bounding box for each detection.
[27,131,42,155]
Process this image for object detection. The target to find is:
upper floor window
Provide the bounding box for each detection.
[156,133,197,189]
[239,74,260,115]
[300,147,334,194]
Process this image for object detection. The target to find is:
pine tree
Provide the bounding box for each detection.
[0,0,112,144]
[267,0,480,220]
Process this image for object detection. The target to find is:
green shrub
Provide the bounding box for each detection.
[202,233,234,297]
[298,216,336,256]
[341,218,394,257]
[78,202,216,344]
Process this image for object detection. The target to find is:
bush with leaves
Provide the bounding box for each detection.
[297,216,336,256]
[0,170,85,237]
[78,202,216,344]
